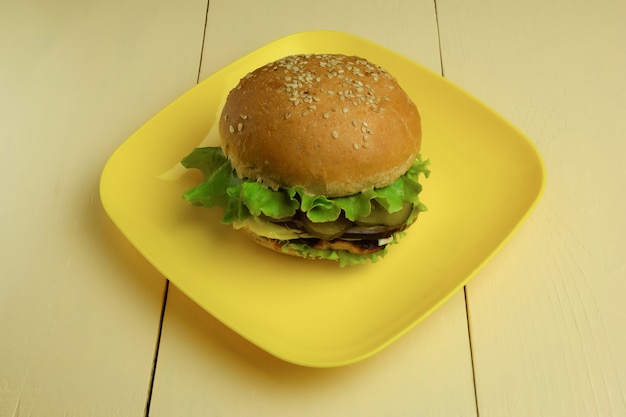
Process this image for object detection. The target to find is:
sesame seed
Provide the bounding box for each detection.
[342,107,349,113]
[268,54,397,115]
[229,125,235,133]
[237,123,243,132]
[331,130,338,139]
[353,143,359,150]
[240,114,248,120]
[323,113,330,119]
[363,134,370,141]
[284,112,291,119]
[352,120,358,127]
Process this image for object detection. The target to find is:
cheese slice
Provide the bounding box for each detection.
[232,217,306,240]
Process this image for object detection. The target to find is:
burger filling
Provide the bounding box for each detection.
[181,147,430,266]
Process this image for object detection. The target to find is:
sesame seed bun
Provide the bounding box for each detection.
[219,54,421,197]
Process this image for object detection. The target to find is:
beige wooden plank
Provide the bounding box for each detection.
[149,1,478,416]
[0,0,208,415]
[199,0,443,78]
[436,0,626,415]
[151,286,476,416]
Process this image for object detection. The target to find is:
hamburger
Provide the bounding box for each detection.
[181,53,430,266]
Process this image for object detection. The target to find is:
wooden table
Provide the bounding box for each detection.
[2,0,624,415]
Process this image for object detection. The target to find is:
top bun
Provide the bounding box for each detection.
[219,54,421,197]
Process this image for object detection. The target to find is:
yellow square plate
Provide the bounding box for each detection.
[100,30,545,367]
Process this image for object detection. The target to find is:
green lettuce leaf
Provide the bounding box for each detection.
[227,182,299,220]
[181,146,430,226]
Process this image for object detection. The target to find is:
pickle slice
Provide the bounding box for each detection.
[300,214,353,240]
[355,201,413,227]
